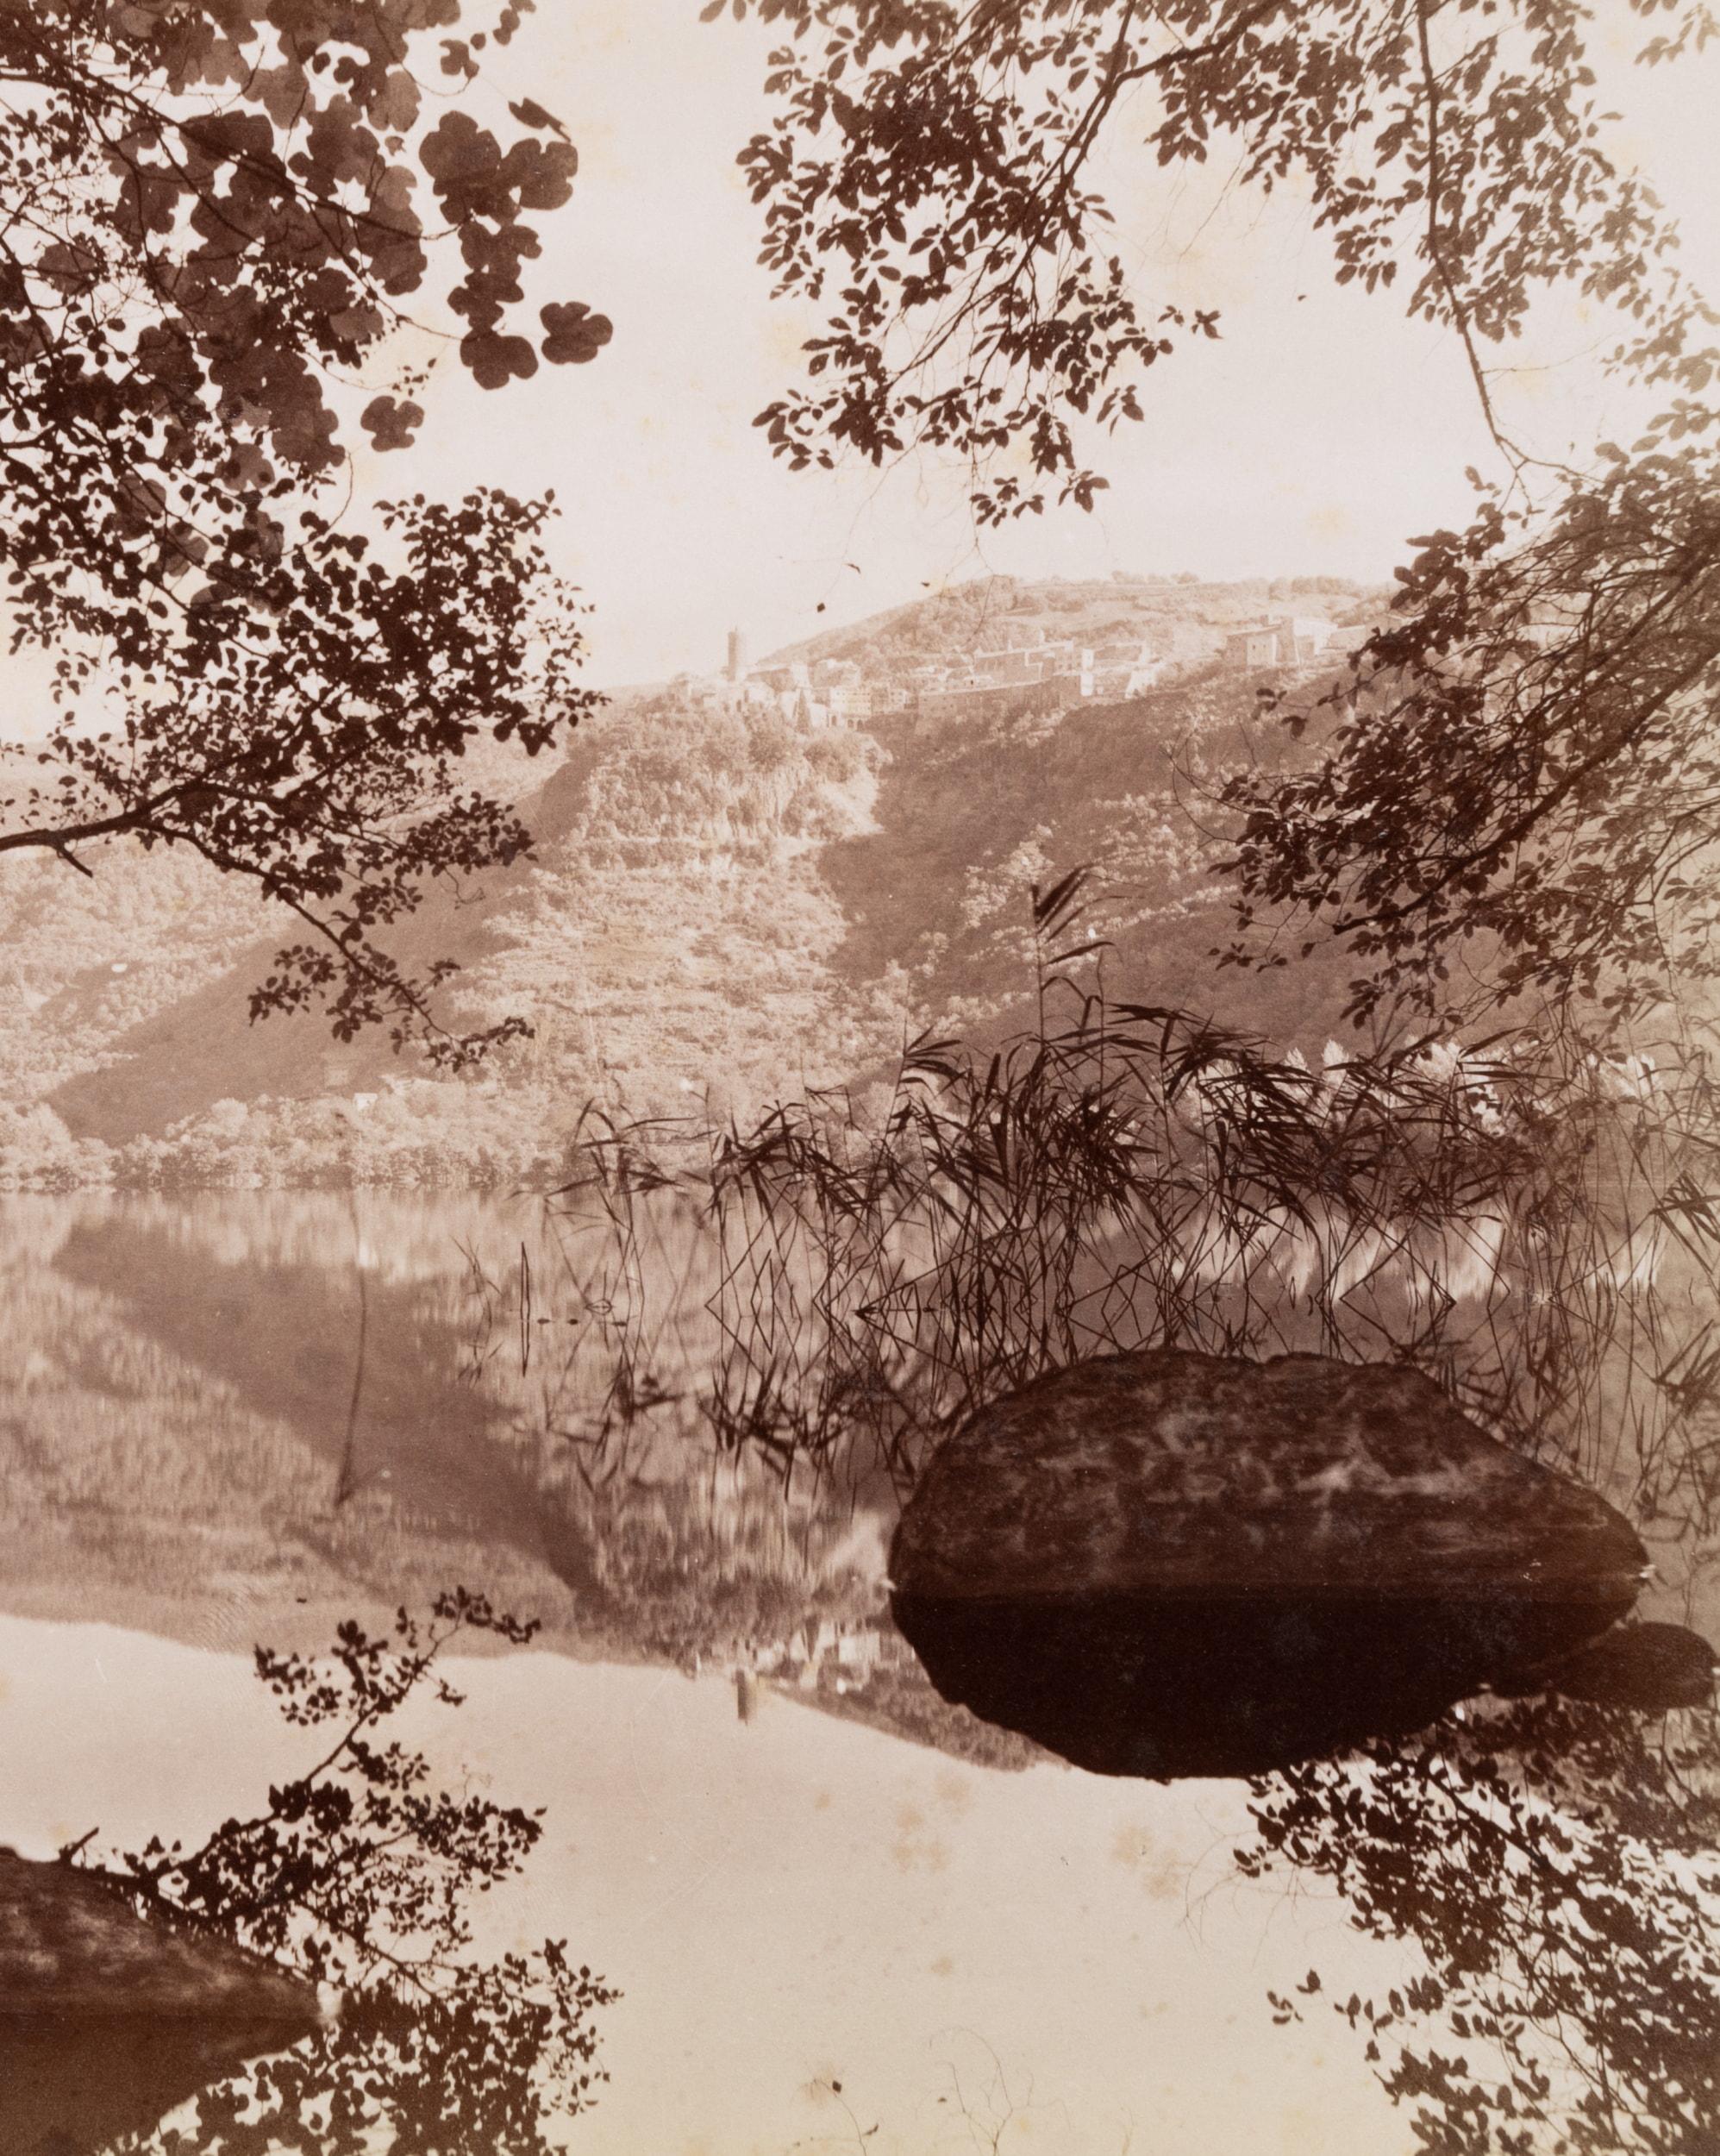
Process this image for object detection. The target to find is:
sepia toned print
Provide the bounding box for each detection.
[0,3,1717,2152]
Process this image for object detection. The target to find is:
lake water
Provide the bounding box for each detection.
[1,1190,1714,2153]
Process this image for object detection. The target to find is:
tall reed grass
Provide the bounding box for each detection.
[549,872,1720,1542]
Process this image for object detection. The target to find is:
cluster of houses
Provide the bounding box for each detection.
[906,618,1197,721]
[731,1615,921,1721]
[662,608,1370,733]
[1219,613,1365,669]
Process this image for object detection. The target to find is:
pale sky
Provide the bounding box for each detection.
[391,0,1720,688]
[4,2,1718,713]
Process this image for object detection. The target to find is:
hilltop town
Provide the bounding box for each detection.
[652,571,1381,733]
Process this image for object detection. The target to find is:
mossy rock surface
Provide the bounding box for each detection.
[891,1350,1646,1608]
[889,1351,1660,1777]
[0,1847,318,2024]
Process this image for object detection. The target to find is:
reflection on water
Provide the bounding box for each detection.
[3,1595,614,2156]
[0,2016,311,2156]
[0,1844,318,2156]
[894,1590,1648,1780]
[0,1191,894,1663]
[0,1189,1715,2153]
[1243,1697,1720,2153]
[889,1348,1714,1779]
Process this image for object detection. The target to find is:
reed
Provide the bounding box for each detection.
[548,872,1720,1538]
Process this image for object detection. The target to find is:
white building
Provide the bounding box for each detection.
[1223,616,1338,668]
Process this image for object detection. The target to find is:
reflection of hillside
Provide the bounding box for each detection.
[51,1209,891,1652]
[2,1195,900,1687]
[0,1232,579,1649]
[106,1188,538,1286]
[53,1215,546,1544]
[539,1464,890,1665]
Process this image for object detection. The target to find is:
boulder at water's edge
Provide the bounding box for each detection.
[891,1351,1652,1777]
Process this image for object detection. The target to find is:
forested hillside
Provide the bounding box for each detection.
[0,575,1377,1187]
[826,680,1365,1054]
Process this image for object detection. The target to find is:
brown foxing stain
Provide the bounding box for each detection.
[1274,2104,1347,2151]
[798,2066,847,2109]
[1111,1821,1186,1902]
[891,1802,951,1875]
[1306,504,1355,546]
[934,1768,973,1816]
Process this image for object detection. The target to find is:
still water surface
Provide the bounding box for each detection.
[0,1191,1712,2153]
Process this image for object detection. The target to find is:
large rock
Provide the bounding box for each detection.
[0,1847,320,2155]
[0,1846,319,2021]
[890,1351,1656,1777]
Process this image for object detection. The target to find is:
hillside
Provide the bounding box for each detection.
[0,573,1385,1187]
